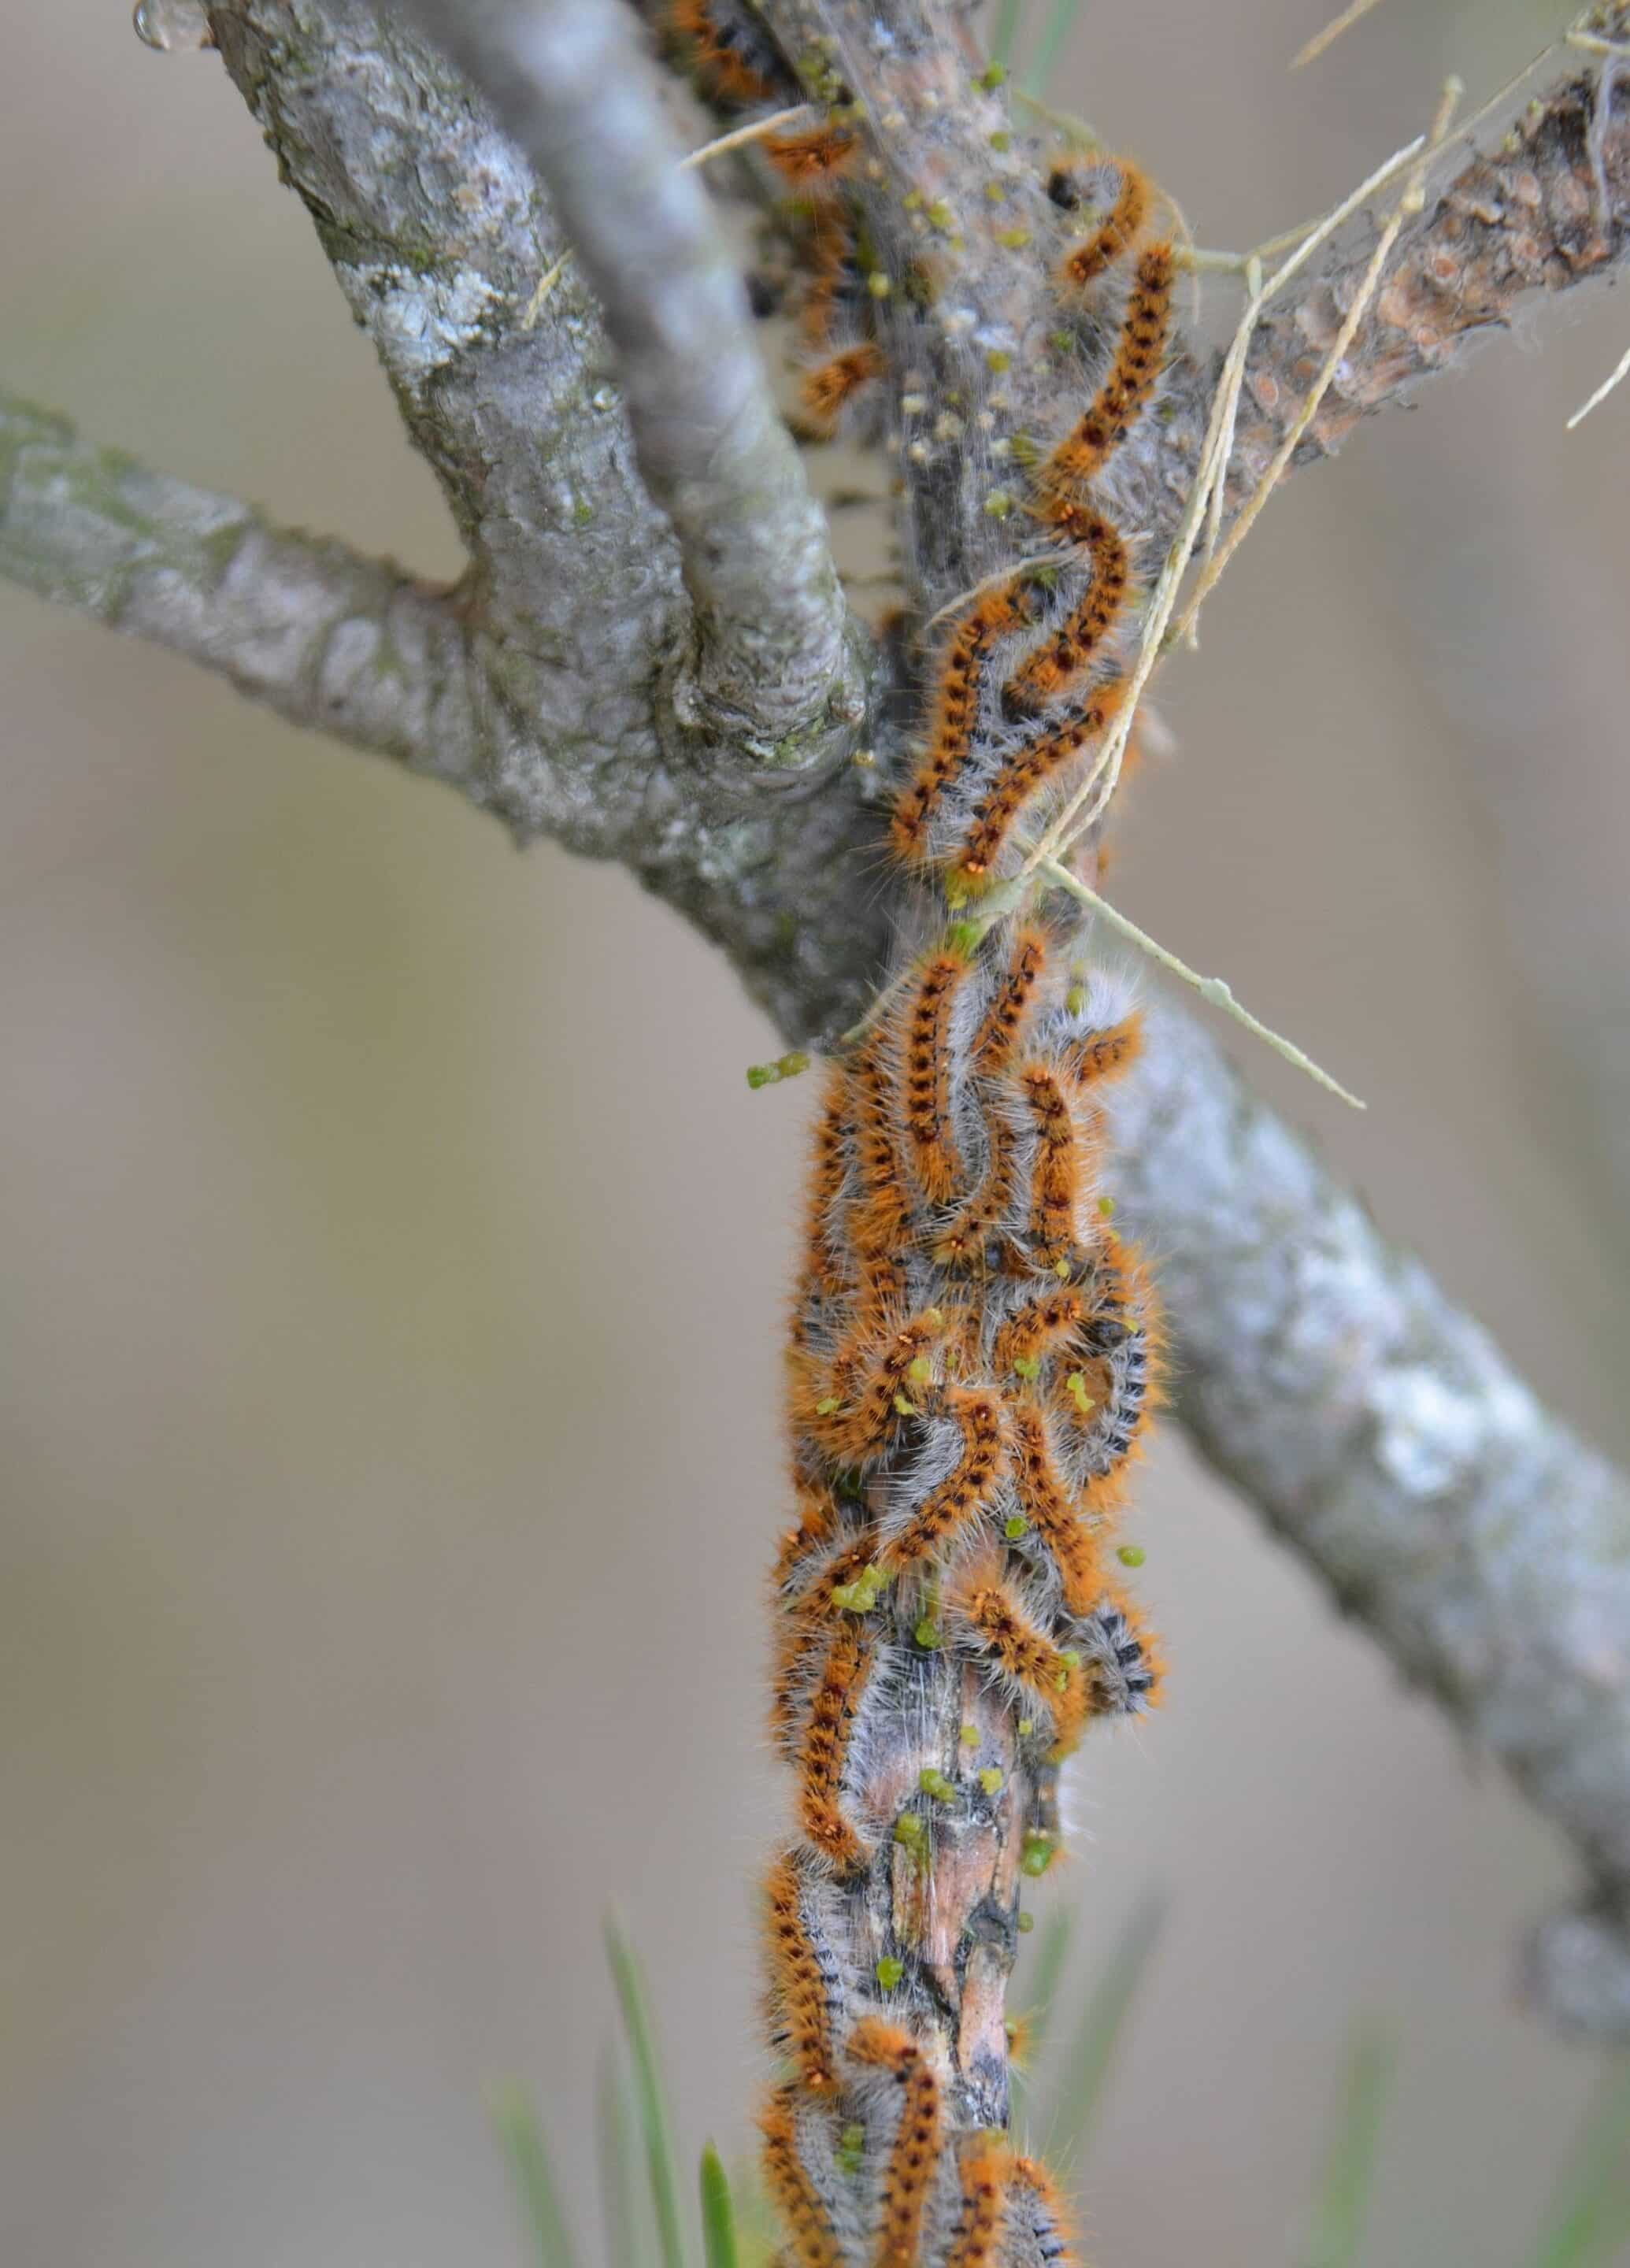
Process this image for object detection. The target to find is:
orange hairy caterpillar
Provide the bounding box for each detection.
[889,584,1033,867]
[797,1618,876,1871]
[946,2143,1012,2268]
[1051,157,1150,292]
[1056,1233,1165,1499]
[848,1037,912,1310]
[954,677,1128,885]
[1085,1583,1164,1714]
[763,1851,839,2089]
[769,1530,880,1749]
[794,1066,858,1322]
[801,209,862,352]
[760,2091,843,2268]
[765,123,859,188]
[1007,1404,1104,1617]
[1061,1005,1143,1090]
[1007,2156,1076,2268]
[970,928,1048,1080]
[769,1539,878,1754]
[1002,515,1131,717]
[1018,1065,1088,1269]
[929,1106,1017,1271]
[772,1482,843,1592]
[1039,243,1175,496]
[665,0,787,107]
[991,1288,1084,1380]
[880,1389,1006,1575]
[846,2015,919,2073]
[846,2025,942,2268]
[896,947,974,1204]
[797,1310,949,1464]
[802,343,887,436]
[950,1562,1087,1747]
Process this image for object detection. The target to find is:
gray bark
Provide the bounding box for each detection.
[1,0,1627,2032]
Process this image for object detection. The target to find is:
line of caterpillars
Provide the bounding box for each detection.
[663,11,1174,2265]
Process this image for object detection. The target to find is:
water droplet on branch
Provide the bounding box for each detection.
[132,0,213,53]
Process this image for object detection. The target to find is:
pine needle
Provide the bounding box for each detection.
[990,0,1026,72]
[1021,0,1084,102]
[491,2081,580,2268]
[1297,2030,1392,2268]
[1524,2056,1630,2268]
[606,1918,691,2268]
[1008,1906,1075,2142]
[1045,1895,1164,2161]
[598,2048,650,2268]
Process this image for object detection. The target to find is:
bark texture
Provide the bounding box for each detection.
[1,0,1627,2042]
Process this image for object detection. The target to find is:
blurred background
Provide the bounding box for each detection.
[3,1,1628,2262]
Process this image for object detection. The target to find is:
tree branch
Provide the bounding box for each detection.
[4,0,1629,2033]
[394,0,864,763]
[1112,1000,1630,2042]
[0,390,479,780]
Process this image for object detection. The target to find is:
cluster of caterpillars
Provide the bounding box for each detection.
[661,9,1175,2266]
[661,0,888,436]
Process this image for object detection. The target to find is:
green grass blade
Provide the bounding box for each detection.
[1044,1893,1163,2162]
[724,2155,777,2268]
[700,2143,740,2268]
[1298,2029,1392,2268]
[1019,0,1084,102]
[606,1916,690,2268]
[1524,2056,1630,2268]
[597,2046,649,2268]
[1009,1906,1075,2142]
[989,0,1025,71]
[490,2079,579,2268]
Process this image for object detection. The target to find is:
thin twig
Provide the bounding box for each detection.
[1291,0,1389,74]
[1566,336,1630,427]
[680,103,813,166]
[1168,76,1464,650]
[1038,860,1367,1109]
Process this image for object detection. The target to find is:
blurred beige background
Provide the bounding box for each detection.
[3,2,1628,2263]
